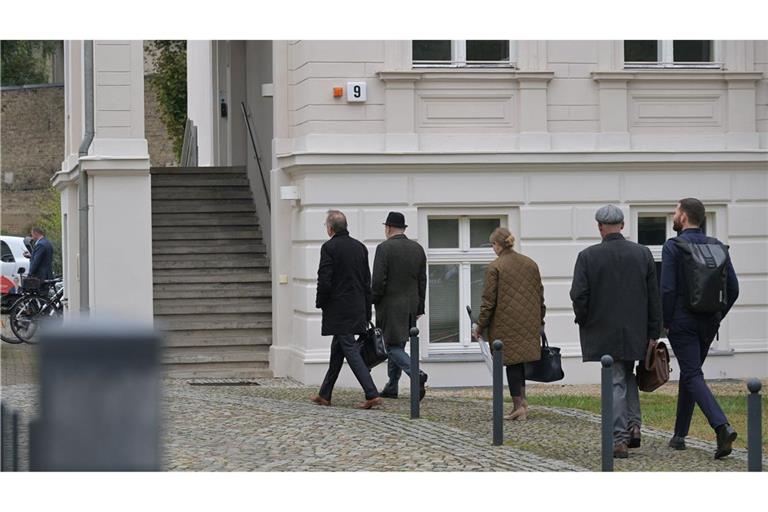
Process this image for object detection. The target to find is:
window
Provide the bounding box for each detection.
[624,40,719,69]
[413,40,515,68]
[426,215,503,350]
[1,241,15,263]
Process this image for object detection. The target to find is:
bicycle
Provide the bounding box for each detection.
[6,274,66,344]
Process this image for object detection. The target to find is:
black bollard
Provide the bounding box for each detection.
[601,355,614,472]
[0,401,6,472]
[493,340,504,446]
[410,326,420,420]
[11,409,19,472]
[747,379,763,472]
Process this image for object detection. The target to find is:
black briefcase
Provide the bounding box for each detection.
[358,323,388,369]
[524,331,565,383]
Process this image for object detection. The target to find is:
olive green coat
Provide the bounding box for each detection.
[477,248,545,365]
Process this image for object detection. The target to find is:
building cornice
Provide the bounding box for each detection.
[277,150,768,173]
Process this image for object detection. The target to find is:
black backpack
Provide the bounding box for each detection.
[673,237,730,314]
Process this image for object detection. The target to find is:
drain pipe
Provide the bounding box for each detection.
[77,40,94,314]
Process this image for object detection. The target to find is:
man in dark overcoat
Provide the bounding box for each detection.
[372,212,428,400]
[311,210,381,409]
[570,205,661,458]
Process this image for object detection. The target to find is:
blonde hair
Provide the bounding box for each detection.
[489,227,515,249]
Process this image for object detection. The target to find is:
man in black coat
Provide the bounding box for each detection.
[311,210,382,409]
[372,212,428,400]
[570,205,661,458]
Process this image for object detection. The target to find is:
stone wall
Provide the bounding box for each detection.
[1,78,176,235]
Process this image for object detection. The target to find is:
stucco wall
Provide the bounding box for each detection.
[1,77,175,235]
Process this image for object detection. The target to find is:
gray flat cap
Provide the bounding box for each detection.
[595,204,624,224]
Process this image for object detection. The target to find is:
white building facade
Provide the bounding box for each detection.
[60,40,768,385]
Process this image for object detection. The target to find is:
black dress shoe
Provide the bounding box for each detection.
[419,371,428,401]
[613,443,629,459]
[380,389,398,399]
[668,436,687,450]
[628,425,641,448]
[714,423,737,459]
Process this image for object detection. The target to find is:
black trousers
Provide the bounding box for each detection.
[318,334,379,401]
[506,363,526,397]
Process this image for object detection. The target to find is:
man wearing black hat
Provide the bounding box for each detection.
[372,212,429,400]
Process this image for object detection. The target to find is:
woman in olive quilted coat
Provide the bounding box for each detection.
[475,227,545,421]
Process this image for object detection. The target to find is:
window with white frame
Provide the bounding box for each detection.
[412,40,516,68]
[426,215,504,350]
[624,40,720,69]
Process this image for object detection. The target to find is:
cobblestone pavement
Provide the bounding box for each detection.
[2,342,764,472]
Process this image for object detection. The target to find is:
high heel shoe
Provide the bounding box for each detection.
[513,399,529,421]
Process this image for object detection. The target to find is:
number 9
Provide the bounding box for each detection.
[353,85,361,98]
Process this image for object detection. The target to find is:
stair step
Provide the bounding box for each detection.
[152,187,253,200]
[164,346,269,365]
[153,241,266,255]
[164,363,273,380]
[152,213,260,227]
[153,282,271,299]
[152,226,262,241]
[152,200,256,214]
[152,177,250,187]
[153,257,269,270]
[153,270,271,284]
[151,166,246,175]
[155,313,272,331]
[163,329,272,347]
[154,299,272,315]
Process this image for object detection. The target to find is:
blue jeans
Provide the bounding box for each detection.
[668,317,728,436]
[381,342,413,395]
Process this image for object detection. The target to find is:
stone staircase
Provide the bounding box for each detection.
[151,166,272,379]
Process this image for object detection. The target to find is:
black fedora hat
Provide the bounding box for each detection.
[383,211,407,229]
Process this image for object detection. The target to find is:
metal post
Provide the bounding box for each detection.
[747,379,763,472]
[11,410,19,472]
[493,340,504,446]
[410,327,420,420]
[0,401,6,472]
[601,355,614,472]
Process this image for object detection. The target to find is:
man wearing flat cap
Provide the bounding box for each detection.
[372,212,429,400]
[570,205,661,458]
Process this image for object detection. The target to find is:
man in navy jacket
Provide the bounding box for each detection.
[28,227,54,280]
[661,198,739,459]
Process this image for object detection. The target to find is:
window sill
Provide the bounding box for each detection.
[378,69,554,83]
[423,352,486,363]
[592,70,764,82]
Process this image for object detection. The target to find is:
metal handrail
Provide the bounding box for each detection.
[240,101,271,211]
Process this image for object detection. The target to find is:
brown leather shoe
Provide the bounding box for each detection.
[613,443,629,459]
[628,425,641,448]
[355,397,383,409]
[310,395,331,406]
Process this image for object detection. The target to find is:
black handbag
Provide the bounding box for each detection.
[524,331,565,383]
[358,322,388,369]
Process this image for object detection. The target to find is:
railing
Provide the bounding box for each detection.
[240,101,271,212]
[180,118,198,167]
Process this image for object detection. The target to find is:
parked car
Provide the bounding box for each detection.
[1,235,32,312]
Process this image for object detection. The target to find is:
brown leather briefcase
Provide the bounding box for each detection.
[637,340,671,392]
